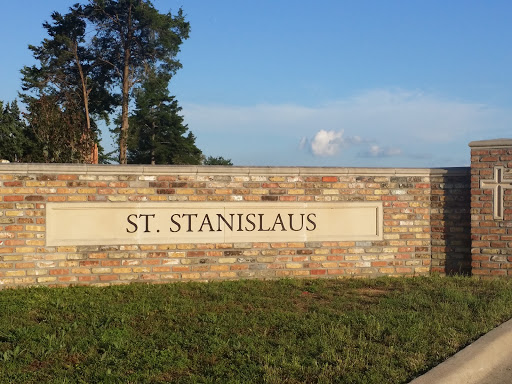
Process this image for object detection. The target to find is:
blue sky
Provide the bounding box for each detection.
[1,1,511,167]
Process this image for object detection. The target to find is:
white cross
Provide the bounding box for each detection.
[481,166,512,220]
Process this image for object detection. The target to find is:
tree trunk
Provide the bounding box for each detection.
[151,121,156,165]
[74,42,91,134]
[119,6,133,165]
[120,56,130,164]
[73,42,94,163]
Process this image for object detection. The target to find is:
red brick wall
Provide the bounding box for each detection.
[0,164,471,288]
[431,170,472,275]
[470,140,512,278]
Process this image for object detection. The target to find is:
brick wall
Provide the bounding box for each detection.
[0,164,471,288]
[470,139,512,277]
[431,169,472,275]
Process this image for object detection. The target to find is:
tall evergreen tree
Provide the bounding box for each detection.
[127,71,201,165]
[20,4,110,163]
[19,1,199,164]
[86,0,190,164]
[0,100,26,162]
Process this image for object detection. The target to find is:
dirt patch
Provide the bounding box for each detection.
[354,288,389,297]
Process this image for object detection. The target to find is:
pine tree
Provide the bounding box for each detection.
[87,0,190,164]
[0,100,26,162]
[20,4,110,163]
[127,71,202,165]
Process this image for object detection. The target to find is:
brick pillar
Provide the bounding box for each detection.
[469,139,512,277]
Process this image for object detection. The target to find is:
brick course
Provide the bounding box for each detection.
[0,164,471,288]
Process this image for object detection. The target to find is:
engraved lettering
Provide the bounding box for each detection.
[126,214,138,233]
[217,213,234,231]
[139,214,155,233]
[289,213,304,231]
[170,214,181,233]
[245,213,256,231]
[199,214,214,232]
[271,214,286,231]
[182,214,198,232]
[258,213,271,232]
[306,213,317,231]
[237,213,244,232]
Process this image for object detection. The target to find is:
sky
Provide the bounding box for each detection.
[1,0,511,167]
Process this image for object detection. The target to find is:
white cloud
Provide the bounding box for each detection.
[303,130,374,157]
[310,129,344,156]
[180,89,512,166]
[363,145,402,158]
[183,89,509,142]
[350,136,363,144]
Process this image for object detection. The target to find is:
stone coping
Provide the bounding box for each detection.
[0,163,470,176]
[469,138,512,148]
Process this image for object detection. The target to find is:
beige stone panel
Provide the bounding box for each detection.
[46,202,383,246]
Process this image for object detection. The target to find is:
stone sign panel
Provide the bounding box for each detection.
[46,202,383,246]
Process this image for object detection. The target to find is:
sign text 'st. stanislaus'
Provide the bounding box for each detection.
[125,212,317,234]
[46,202,383,246]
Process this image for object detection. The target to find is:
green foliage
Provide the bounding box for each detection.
[21,95,91,163]
[16,1,222,164]
[0,100,26,162]
[20,0,194,164]
[1,277,512,383]
[127,70,202,165]
[19,4,107,163]
[86,0,191,163]
[87,0,190,78]
[203,155,233,165]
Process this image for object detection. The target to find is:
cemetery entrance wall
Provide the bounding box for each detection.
[0,162,473,287]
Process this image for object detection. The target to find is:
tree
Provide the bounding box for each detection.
[20,4,109,163]
[21,94,92,163]
[127,70,202,165]
[87,0,190,164]
[0,100,26,162]
[203,156,233,166]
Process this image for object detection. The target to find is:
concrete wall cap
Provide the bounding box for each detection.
[429,167,470,176]
[0,163,469,177]
[469,139,512,148]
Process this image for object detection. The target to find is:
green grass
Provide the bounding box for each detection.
[2,276,512,383]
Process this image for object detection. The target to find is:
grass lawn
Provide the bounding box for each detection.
[2,276,512,383]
